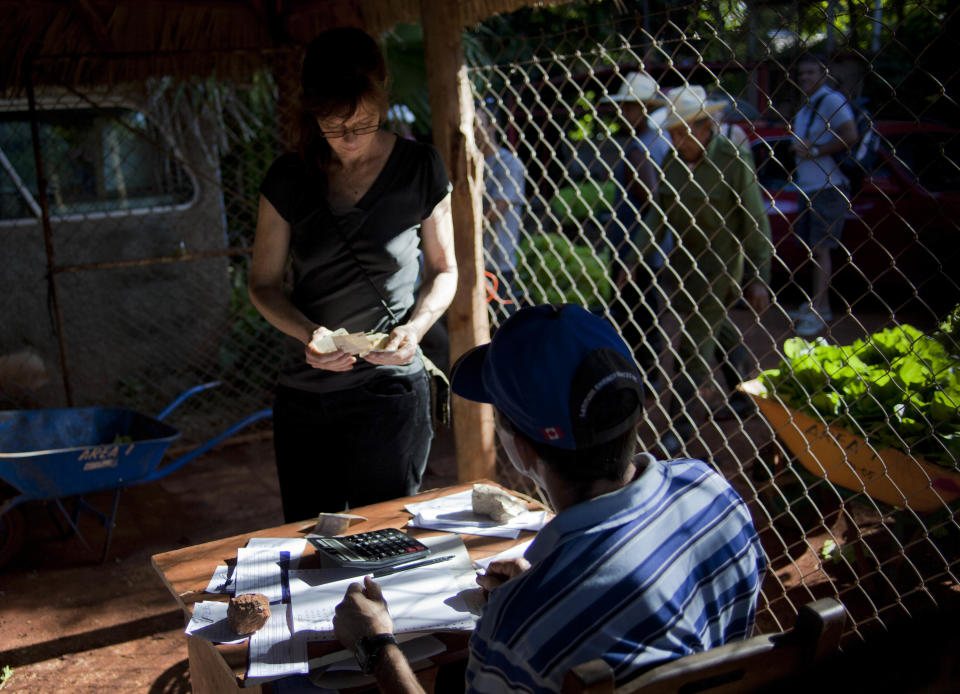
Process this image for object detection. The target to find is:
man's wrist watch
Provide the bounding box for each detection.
[354,633,399,674]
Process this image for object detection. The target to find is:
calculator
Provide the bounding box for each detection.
[309,528,431,568]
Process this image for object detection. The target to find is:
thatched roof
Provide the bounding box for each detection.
[0,0,573,91]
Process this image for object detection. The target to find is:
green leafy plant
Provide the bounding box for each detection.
[550,180,616,225]
[516,233,613,307]
[0,665,13,690]
[759,322,960,469]
[935,303,960,358]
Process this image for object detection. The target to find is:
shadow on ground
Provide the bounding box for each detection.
[0,428,458,693]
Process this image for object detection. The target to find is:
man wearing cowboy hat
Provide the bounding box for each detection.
[603,71,674,388]
[652,85,772,457]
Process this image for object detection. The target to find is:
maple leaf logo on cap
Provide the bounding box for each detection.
[542,427,564,441]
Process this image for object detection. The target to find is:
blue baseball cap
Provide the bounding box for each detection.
[451,304,644,451]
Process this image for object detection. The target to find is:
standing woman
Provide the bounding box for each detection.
[249,28,457,522]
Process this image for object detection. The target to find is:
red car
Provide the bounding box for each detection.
[749,121,960,314]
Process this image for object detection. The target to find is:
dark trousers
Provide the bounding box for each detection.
[669,304,753,432]
[272,370,432,523]
[610,262,664,382]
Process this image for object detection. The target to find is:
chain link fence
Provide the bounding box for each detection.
[1,0,958,649]
[467,2,959,646]
[0,58,304,442]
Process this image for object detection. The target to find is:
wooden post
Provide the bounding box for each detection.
[421,0,495,483]
[270,47,302,151]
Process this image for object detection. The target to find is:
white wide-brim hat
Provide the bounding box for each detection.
[603,71,667,105]
[658,85,727,129]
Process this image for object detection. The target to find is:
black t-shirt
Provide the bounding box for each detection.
[259,136,451,393]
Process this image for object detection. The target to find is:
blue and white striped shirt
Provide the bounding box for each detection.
[465,456,767,694]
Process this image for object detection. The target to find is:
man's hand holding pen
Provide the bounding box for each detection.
[334,576,393,650]
[476,557,531,597]
[335,553,532,647]
[335,553,459,646]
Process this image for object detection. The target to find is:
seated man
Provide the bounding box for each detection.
[333,304,767,693]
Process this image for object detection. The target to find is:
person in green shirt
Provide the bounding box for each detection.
[652,86,772,457]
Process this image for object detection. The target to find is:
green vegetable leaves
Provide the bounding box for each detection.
[760,321,960,469]
[935,304,960,357]
[550,181,616,224]
[516,233,613,307]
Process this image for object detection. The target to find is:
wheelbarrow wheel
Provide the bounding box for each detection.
[0,505,26,568]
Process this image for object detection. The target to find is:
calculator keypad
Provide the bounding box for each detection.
[311,528,430,568]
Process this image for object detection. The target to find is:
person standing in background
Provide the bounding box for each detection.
[789,53,858,337]
[248,28,457,522]
[603,71,672,388]
[475,106,526,315]
[653,86,772,457]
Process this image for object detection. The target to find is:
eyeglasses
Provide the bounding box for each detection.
[318,122,381,139]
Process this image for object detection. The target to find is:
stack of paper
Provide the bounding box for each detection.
[184,600,247,644]
[188,530,495,687]
[406,489,548,538]
[190,537,313,684]
[203,537,308,595]
[288,534,483,639]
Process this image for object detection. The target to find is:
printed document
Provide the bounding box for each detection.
[236,548,309,680]
[184,600,247,644]
[204,536,307,594]
[288,534,481,639]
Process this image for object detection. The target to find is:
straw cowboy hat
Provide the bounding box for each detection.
[603,71,667,105]
[657,85,727,129]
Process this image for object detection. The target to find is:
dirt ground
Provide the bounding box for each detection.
[0,300,953,693]
[0,429,459,694]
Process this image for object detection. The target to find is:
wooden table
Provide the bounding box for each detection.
[151,481,543,693]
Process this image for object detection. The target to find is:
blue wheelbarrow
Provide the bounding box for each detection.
[0,382,272,566]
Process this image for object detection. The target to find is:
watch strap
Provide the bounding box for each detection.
[355,633,399,674]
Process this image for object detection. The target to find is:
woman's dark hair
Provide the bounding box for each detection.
[297,27,390,165]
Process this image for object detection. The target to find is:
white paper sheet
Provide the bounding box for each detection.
[288,534,480,639]
[247,604,309,680]
[405,489,547,538]
[474,538,535,570]
[235,548,309,680]
[204,538,308,595]
[245,537,308,567]
[184,600,247,644]
[205,563,235,594]
[234,548,289,604]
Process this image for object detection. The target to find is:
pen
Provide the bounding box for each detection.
[371,554,456,578]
